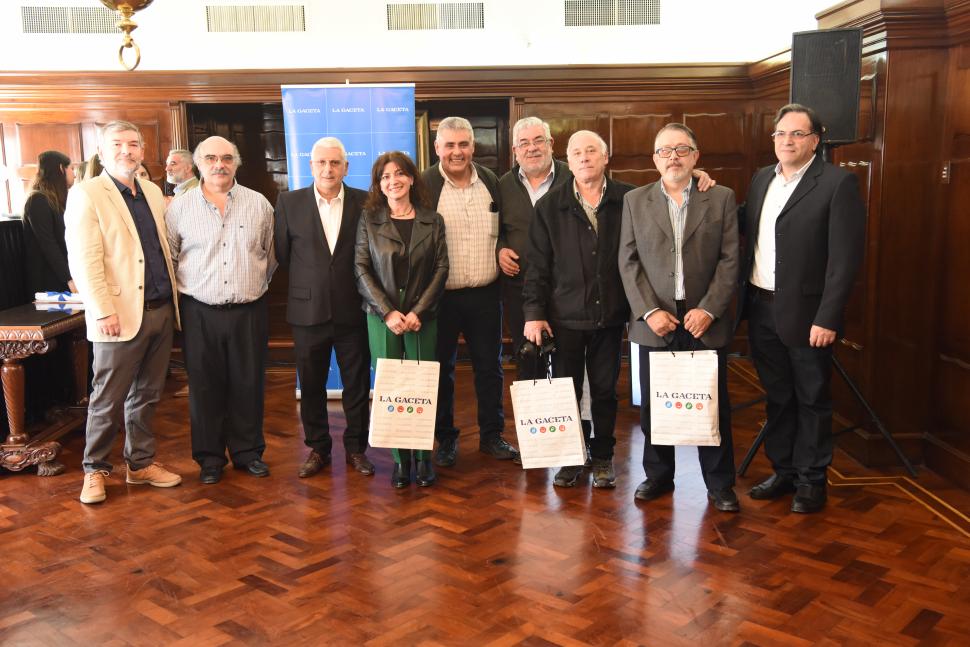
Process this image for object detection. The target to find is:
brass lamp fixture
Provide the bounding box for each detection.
[100,1,155,71]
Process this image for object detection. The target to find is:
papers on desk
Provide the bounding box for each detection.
[34,291,83,303]
[33,292,84,312]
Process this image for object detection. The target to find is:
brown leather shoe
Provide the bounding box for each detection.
[346,453,375,476]
[298,451,331,478]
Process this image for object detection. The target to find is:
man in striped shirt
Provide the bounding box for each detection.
[166,136,277,485]
[422,116,520,467]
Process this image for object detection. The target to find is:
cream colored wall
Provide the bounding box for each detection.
[0,0,832,71]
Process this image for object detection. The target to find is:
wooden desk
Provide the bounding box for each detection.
[0,304,88,476]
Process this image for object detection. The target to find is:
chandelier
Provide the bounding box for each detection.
[100,1,155,71]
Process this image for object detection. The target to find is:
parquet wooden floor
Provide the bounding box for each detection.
[1,359,969,646]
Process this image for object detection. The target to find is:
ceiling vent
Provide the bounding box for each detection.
[564,0,660,27]
[387,2,485,30]
[206,4,306,32]
[20,5,117,34]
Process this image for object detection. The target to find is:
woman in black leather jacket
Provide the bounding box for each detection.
[354,151,448,488]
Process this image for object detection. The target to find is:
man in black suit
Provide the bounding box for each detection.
[274,136,374,478]
[739,104,865,513]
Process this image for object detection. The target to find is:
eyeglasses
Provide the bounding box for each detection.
[770,130,815,140]
[515,136,549,149]
[654,145,696,158]
[202,154,236,165]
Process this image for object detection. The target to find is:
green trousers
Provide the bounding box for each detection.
[366,307,437,464]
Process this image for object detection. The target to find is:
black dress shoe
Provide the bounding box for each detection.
[298,451,331,478]
[791,483,827,513]
[634,478,675,501]
[748,474,796,500]
[708,488,741,512]
[479,435,521,463]
[199,465,223,485]
[415,457,436,487]
[237,459,269,478]
[434,437,458,467]
[346,453,375,476]
[391,459,411,489]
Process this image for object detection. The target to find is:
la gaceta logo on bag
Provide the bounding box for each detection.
[380,395,431,415]
[657,390,711,412]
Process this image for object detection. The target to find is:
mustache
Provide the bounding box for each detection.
[209,169,231,175]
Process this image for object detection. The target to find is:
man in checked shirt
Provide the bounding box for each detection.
[422,116,520,467]
[166,136,277,485]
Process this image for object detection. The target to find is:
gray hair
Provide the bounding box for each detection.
[167,149,193,164]
[192,136,242,168]
[311,136,347,162]
[567,130,608,155]
[99,120,144,148]
[436,116,474,143]
[654,123,699,150]
[512,117,551,143]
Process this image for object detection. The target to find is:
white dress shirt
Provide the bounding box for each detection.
[314,183,344,254]
[750,155,816,290]
[518,163,556,206]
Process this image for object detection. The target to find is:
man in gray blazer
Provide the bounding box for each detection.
[618,123,740,511]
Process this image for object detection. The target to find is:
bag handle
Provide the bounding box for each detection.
[399,330,422,365]
[661,332,699,358]
[531,341,554,385]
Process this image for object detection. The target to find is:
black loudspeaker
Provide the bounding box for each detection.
[790,28,863,144]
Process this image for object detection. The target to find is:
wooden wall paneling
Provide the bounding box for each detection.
[610,113,672,166]
[925,39,970,486]
[1,124,10,213]
[682,111,748,198]
[867,49,949,464]
[544,113,610,160]
[610,168,658,187]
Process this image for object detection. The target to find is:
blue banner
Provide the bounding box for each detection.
[281,83,417,191]
[281,84,416,397]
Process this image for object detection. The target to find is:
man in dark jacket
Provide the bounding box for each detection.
[498,117,573,378]
[274,137,374,479]
[422,116,520,467]
[523,130,634,488]
[739,104,865,513]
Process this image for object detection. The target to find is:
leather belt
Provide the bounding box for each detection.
[749,285,775,302]
[144,298,169,311]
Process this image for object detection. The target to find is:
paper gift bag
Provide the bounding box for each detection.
[510,377,588,469]
[369,357,440,450]
[649,350,720,446]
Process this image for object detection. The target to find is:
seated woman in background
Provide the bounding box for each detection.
[136,164,153,183]
[80,153,103,181]
[354,151,449,489]
[23,149,75,294]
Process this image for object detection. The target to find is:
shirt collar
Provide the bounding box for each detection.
[440,162,478,188]
[774,154,816,182]
[314,182,344,206]
[174,177,195,194]
[659,179,692,205]
[107,171,142,197]
[199,178,238,197]
[573,176,607,208]
[518,162,555,186]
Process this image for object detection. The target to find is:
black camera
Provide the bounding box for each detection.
[516,329,556,361]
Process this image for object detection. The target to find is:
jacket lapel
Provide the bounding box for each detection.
[777,155,824,220]
[331,185,360,260]
[646,182,675,242]
[373,208,404,247]
[682,181,709,244]
[100,172,139,243]
[410,207,434,252]
[301,186,332,263]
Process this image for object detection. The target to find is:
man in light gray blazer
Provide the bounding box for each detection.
[618,123,740,511]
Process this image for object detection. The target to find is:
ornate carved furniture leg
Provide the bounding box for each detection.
[1,341,63,475]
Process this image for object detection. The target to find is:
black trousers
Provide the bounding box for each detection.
[552,324,624,461]
[435,281,505,442]
[292,320,371,456]
[503,276,544,381]
[638,302,735,490]
[180,294,267,468]
[746,290,833,485]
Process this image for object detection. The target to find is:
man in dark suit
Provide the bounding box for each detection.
[274,136,374,478]
[739,104,865,513]
[619,123,740,511]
